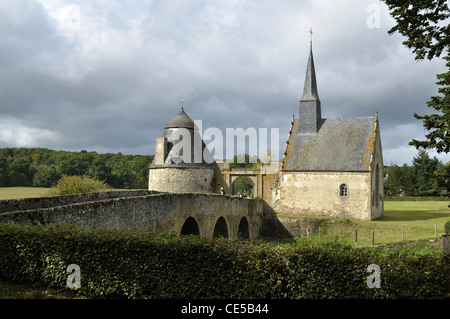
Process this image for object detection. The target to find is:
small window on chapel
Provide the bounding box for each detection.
[340,184,348,197]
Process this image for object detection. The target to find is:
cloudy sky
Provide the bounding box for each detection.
[0,0,448,166]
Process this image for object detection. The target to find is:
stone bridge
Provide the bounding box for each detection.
[0,191,265,240]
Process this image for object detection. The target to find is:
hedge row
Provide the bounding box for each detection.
[0,222,449,299]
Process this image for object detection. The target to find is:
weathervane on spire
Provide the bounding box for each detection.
[181,98,185,111]
[309,28,313,47]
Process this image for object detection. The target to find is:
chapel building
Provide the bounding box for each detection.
[269,42,384,220]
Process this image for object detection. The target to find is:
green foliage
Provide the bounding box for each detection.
[412,150,445,196]
[48,175,110,196]
[384,164,414,197]
[410,58,450,153]
[0,148,154,189]
[384,150,448,197]
[382,0,449,61]
[0,223,448,299]
[381,0,449,153]
[233,176,254,197]
[435,161,450,196]
[229,153,259,169]
[33,165,59,187]
[445,221,450,235]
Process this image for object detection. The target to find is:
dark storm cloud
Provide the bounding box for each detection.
[0,0,448,165]
[0,1,62,68]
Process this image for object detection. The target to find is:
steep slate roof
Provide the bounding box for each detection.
[283,116,377,171]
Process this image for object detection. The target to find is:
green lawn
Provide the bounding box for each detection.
[384,200,449,212]
[312,200,450,247]
[0,187,51,200]
[0,187,129,200]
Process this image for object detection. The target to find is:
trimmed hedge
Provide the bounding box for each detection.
[0,222,449,299]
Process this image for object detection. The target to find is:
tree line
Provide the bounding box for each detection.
[0,148,448,197]
[384,150,449,197]
[0,148,154,189]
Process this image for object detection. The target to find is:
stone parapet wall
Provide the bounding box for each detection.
[0,190,158,214]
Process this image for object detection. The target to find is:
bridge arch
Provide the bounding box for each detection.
[237,216,250,239]
[213,216,229,238]
[180,217,200,236]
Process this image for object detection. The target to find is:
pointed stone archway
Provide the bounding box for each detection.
[213,216,229,238]
[231,176,256,197]
[237,216,250,239]
[180,217,200,236]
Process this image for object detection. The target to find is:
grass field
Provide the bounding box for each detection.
[302,200,450,247]
[0,187,51,200]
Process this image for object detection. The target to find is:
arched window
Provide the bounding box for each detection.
[340,184,348,197]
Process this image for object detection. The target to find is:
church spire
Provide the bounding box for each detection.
[301,29,320,102]
[299,29,322,134]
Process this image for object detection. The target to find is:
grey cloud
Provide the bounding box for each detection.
[0,0,448,165]
[0,0,62,69]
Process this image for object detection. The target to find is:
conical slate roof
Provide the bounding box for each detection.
[301,44,320,102]
[165,108,195,129]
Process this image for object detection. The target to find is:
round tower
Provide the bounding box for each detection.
[148,108,217,194]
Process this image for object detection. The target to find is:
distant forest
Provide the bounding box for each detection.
[384,150,449,197]
[0,148,154,189]
[0,147,448,197]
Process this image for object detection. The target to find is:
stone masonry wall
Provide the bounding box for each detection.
[149,167,216,194]
[274,171,372,220]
